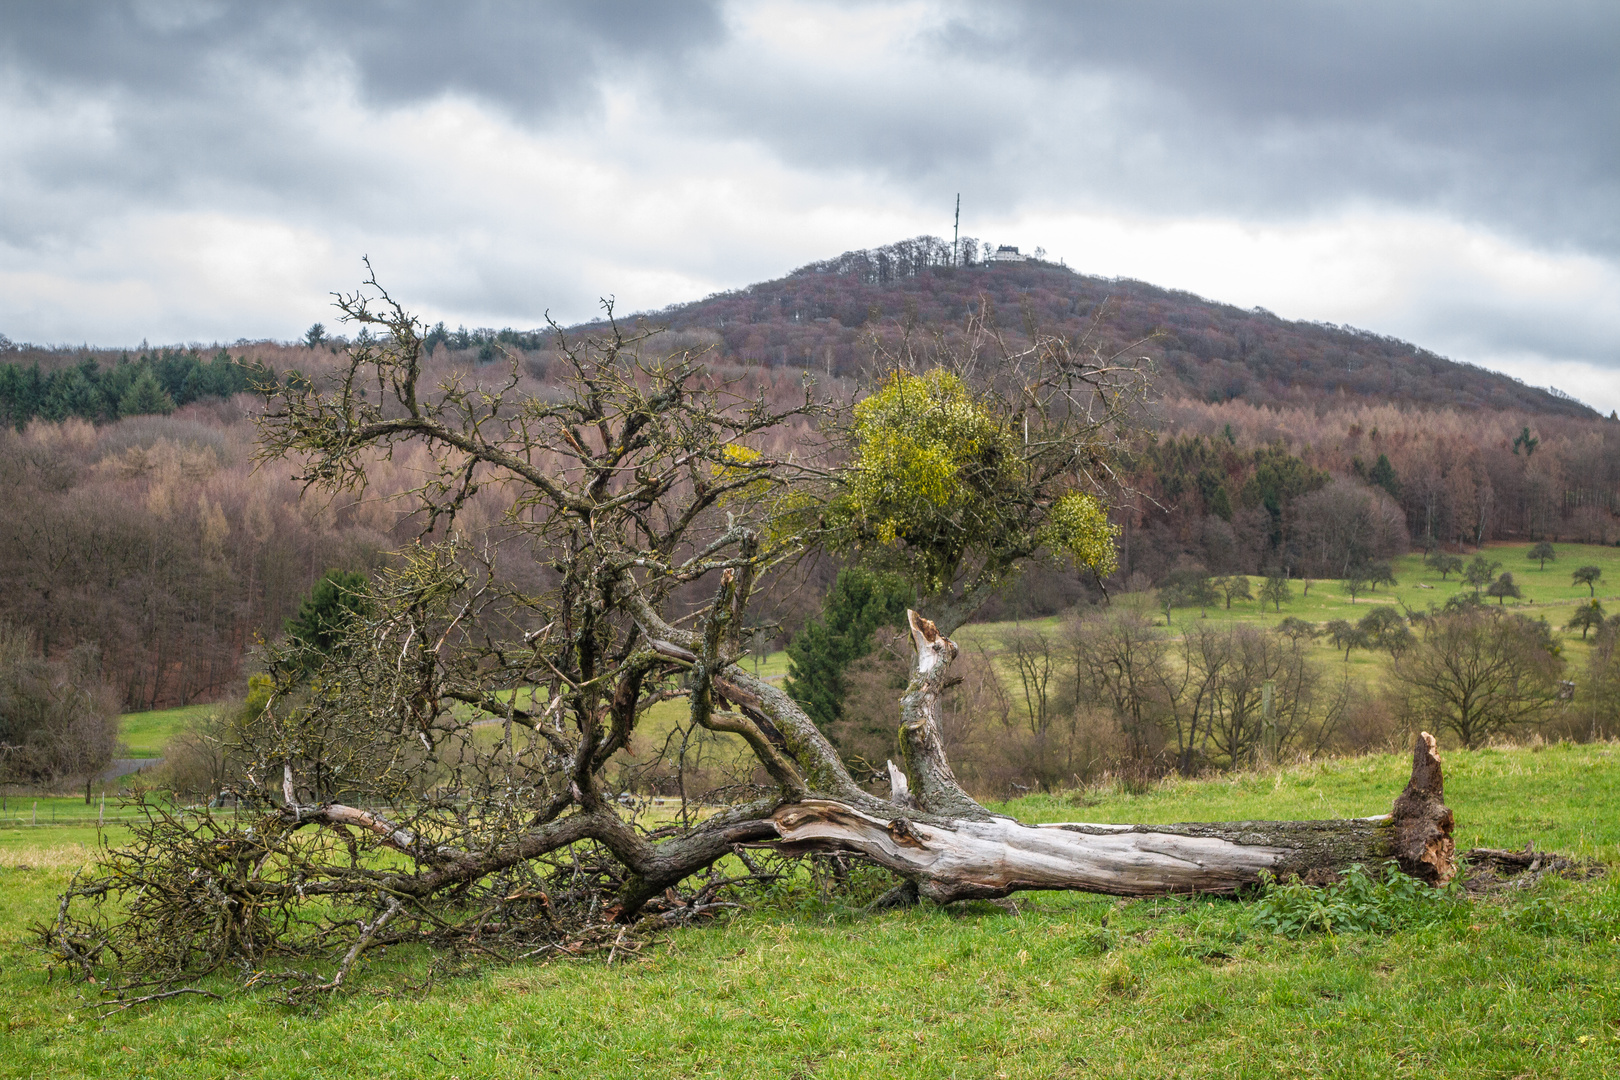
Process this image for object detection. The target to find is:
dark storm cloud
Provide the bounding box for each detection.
[967,1,1620,250]
[0,0,721,112]
[661,2,1619,255]
[0,0,723,247]
[5,1,1613,253]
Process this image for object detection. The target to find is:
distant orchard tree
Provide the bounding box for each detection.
[1357,607,1413,655]
[1486,572,1521,606]
[1443,591,1484,614]
[1366,561,1398,592]
[1527,542,1557,570]
[1272,616,1318,642]
[1259,573,1292,612]
[1463,555,1502,595]
[1158,568,1218,622]
[1324,619,1367,661]
[1424,551,1465,580]
[1343,566,1371,604]
[1572,565,1603,597]
[1214,574,1253,609]
[1187,577,1220,617]
[1567,601,1606,640]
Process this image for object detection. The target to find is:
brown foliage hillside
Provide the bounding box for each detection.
[2,244,1617,707]
[582,236,1599,419]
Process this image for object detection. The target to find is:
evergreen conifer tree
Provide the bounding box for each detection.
[285,569,371,673]
[118,369,175,416]
[784,567,912,733]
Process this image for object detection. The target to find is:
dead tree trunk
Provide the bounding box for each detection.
[753,612,1456,902]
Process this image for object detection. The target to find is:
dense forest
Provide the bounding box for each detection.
[1,239,1617,715]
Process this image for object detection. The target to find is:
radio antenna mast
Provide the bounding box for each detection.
[953,193,961,266]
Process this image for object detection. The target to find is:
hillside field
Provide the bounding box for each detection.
[117,703,219,759]
[111,541,1620,778]
[957,540,1620,689]
[2,741,1617,1078]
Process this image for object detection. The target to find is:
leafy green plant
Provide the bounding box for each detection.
[1248,863,1467,937]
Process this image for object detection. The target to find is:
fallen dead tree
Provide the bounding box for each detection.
[733,611,1454,904]
[47,278,1455,999]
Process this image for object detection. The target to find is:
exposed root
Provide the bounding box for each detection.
[1461,845,1606,894]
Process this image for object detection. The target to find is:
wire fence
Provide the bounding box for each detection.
[1,799,166,829]
[1,791,716,831]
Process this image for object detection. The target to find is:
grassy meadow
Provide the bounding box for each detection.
[17,540,1604,1076]
[958,540,1620,691]
[116,703,218,759]
[2,741,1617,1078]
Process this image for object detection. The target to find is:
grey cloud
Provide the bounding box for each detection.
[0,1,725,249]
[955,2,1620,249]
[7,1,1614,255]
[0,1,721,112]
[667,2,1618,253]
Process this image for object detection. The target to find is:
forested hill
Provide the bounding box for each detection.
[584,236,1596,419]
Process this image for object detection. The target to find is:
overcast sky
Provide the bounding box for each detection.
[2,1,1617,409]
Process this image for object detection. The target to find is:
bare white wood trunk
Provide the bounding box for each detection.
[766,731,1456,902]
[774,801,1292,900]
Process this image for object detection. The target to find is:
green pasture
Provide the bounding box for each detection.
[959,541,1620,693]
[2,740,1617,1078]
[1147,540,1620,637]
[0,793,157,830]
[1000,738,1620,862]
[118,703,218,758]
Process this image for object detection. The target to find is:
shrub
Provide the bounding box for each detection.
[1248,864,1466,937]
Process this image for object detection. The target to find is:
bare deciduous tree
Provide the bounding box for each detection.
[1390,609,1563,748]
[0,625,119,795]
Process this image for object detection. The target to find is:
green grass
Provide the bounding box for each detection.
[0,794,158,830]
[958,541,1620,692]
[118,703,219,758]
[998,739,1620,863]
[2,741,1616,1077]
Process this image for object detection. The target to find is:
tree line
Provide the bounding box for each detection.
[1114,407,1620,594]
[0,348,272,428]
[0,413,389,714]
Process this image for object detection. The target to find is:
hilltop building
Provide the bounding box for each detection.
[988,245,1029,263]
